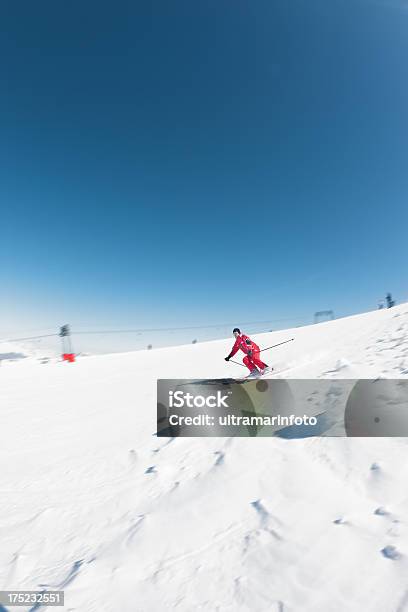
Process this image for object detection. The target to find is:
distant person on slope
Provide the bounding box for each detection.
[225,328,271,376]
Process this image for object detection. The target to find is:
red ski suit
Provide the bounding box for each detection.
[228,334,268,373]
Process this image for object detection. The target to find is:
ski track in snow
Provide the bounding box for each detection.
[1,305,408,610]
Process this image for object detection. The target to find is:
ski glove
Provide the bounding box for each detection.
[247,350,253,357]
[225,355,231,361]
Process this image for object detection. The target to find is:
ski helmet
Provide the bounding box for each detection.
[233,328,241,334]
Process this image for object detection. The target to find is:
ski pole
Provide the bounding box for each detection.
[228,359,247,368]
[259,338,294,353]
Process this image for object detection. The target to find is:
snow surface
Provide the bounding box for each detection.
[1,304,408,611]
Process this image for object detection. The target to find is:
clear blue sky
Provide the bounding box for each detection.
[2,0,408,343]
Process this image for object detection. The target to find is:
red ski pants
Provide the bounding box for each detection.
[243,351,268,372]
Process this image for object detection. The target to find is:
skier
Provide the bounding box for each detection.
[225,328,272,377]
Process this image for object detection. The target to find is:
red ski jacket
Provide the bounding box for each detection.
[228,334,260,358]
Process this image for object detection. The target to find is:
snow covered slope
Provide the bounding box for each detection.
[0,339,56,366]
[1,304,408,611]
